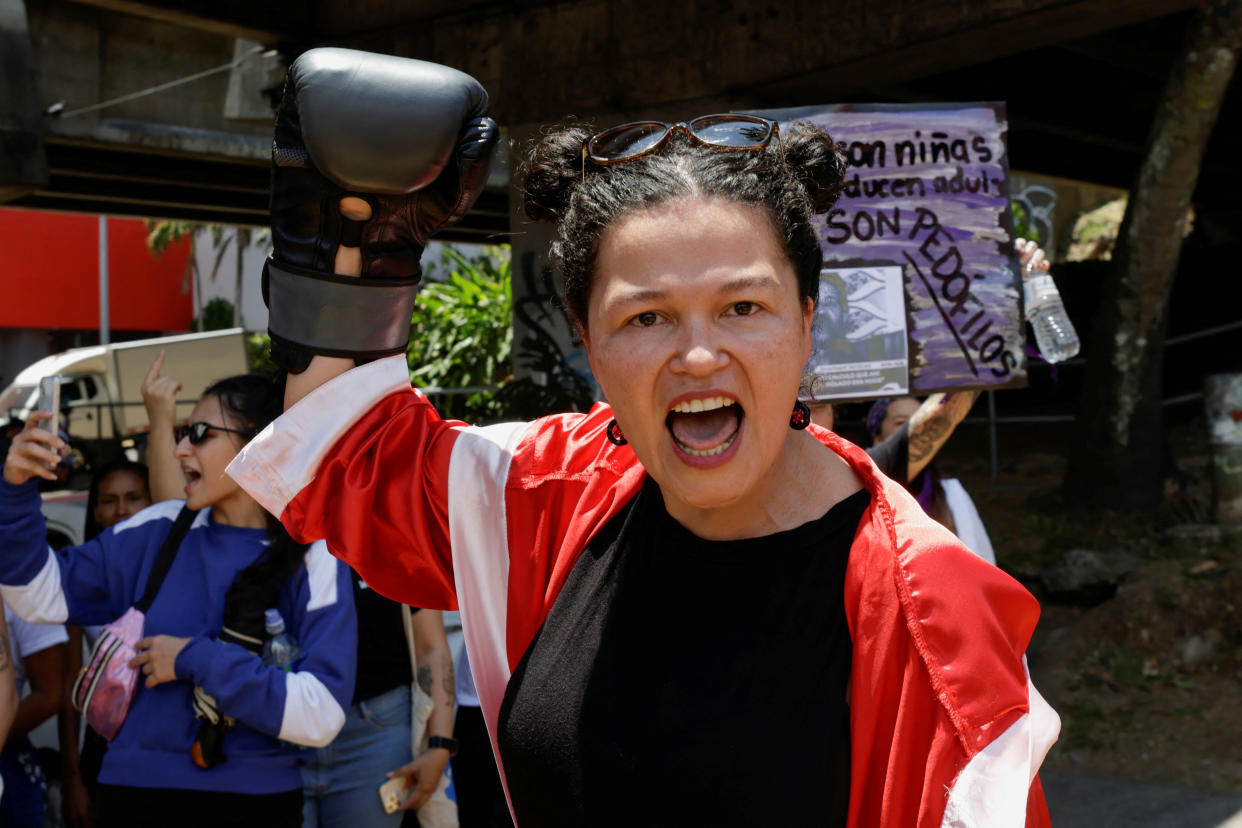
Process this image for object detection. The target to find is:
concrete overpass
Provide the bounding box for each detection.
[4,0,1238,241]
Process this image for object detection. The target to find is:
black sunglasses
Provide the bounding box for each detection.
[176,421,253,445]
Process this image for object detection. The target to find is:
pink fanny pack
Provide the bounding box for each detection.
[71,506,197,741]
[72,607,145,740]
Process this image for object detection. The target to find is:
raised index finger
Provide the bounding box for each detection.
[145,350,167,384]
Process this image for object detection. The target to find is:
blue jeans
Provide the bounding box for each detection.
[302,684,412,828]
[0,736,47,828]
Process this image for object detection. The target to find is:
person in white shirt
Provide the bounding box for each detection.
[1,602,68,825]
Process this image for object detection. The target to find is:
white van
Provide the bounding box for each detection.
[0,328,249,445]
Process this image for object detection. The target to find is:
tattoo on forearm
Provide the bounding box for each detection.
[907,390,981,468]
[441,653,455,700]
[908,417,951,465]
[417,665,433,696]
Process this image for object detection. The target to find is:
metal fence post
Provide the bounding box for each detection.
[988,390,998,479]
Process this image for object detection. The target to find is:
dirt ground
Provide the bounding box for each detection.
[945,425,1242,793]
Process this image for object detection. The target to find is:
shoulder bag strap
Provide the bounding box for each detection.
[134,505,199,613]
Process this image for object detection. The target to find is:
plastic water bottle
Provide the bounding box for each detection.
[261,609,298,671]
[1024,273,1080,363]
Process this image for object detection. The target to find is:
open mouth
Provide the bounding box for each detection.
[666,395,743,459]
[183,467,202,490]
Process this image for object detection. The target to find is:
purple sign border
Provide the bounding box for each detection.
[749,101,1027,395]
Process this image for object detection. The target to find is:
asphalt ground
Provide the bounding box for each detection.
[1044,771,1242,828]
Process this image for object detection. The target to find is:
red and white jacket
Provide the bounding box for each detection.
[229,355,1058,828]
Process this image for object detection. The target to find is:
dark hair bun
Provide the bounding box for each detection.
[782,121,846,214]
[522,125,592,223]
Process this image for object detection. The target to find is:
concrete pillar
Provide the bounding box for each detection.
[0,0,48,200]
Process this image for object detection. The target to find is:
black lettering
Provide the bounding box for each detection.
[991,349,1017,378]
[948,167,965,193]
[938,271,970,306]
[894,140,916,167]
[959,308,986,332]
[951,139,969,162]
[965,175,981,194]
[888,177,925,198]
[862,178,889,198]
[853,210,876,241]
[843,172,861,199]
[931,244,962,278]
[972,135,993,164]
[846,141,887,168]
[933,176,948,193]
[847,142,865,167]
[978,334,1006,363]
[908,208,939,242]
[876,208,900,237]
[966,319,994,349]
[825,209,850,243]
[918,224,951,259]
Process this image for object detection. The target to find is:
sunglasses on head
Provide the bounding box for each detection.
[581,114,782,181]
[176,422,252,445]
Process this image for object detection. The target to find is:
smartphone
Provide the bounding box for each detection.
[37,376,62,440]
[378,776,414,815]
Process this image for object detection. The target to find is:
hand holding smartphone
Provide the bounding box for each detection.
[37,377,62,468]
[378,776,415,814]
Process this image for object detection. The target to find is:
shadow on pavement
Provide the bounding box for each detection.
[1044,771,1242,828]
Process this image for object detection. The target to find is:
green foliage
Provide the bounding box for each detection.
[193,298,235,332]
[407,247,514,421]
[145,220,202,257]
[146,221,270,258]
[1010,200,1042,245]
[491,332,597,420]
[227,245,596,422]
[246,332,279,377]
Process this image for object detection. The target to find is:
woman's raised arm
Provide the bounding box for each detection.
[262,49,497,408]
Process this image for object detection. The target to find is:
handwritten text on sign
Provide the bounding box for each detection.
[757,102,1024,394]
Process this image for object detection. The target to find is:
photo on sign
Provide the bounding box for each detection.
[752,101,1025,393]
[806,265,909,400]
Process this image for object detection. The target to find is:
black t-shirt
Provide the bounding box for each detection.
[497,479,868,827]
[864,420,909,482]
[350,570,416,704]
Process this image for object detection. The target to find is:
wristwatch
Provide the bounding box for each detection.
[427,735,459,756]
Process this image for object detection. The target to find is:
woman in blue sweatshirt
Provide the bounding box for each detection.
[0,374,357,827]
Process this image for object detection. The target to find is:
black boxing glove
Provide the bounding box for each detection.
[265,47,498,373]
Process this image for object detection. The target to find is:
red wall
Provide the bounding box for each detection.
[0,207,193,331]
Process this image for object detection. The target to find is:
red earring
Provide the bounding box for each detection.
[790,400,811,430]
[606,420,628,446]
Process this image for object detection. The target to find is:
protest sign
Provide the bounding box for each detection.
[754,102,1025,398]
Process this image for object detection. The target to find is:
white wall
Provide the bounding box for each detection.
[191,227,270,331]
